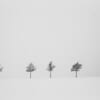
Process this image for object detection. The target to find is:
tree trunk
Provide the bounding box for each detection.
[50,71,51,79]
[30,72,31,79]
[75,71,77,78]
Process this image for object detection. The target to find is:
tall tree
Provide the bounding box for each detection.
[26,63,36,79]
[71,62,82,78]
[47,61,55,78]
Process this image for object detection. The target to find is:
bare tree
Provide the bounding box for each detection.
[47,61,55,78]
[71,62,82,78]
[26,63,36,79]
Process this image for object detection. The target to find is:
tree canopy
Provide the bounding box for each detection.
[26,63,36,72]
[47,61,55,71]
[71,62,82,72]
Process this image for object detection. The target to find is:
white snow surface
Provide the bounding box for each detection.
[0,78,99,100]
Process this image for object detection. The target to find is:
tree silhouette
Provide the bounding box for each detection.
[26,63,36,79]
[47,61,55,78]
[0,64,3,72]
[71,62,82,78]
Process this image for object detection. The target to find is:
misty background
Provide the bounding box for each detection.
[0,0,100,79]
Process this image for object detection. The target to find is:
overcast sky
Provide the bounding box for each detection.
[0,0,100,79]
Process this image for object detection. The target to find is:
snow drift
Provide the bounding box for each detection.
[0,78,99,100]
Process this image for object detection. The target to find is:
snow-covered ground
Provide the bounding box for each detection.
[0,78,99,100]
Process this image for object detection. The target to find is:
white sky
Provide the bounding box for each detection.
[0,0,100,79]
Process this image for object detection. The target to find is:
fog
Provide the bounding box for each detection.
[0,0,100,78]
[0,78,100,100]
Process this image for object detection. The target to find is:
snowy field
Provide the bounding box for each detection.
[0,78,100,100]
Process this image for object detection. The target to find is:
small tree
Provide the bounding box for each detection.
[71,62,82,78]
[47,61,55,78]
[26,63,36,79]
[0,64,3,72]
